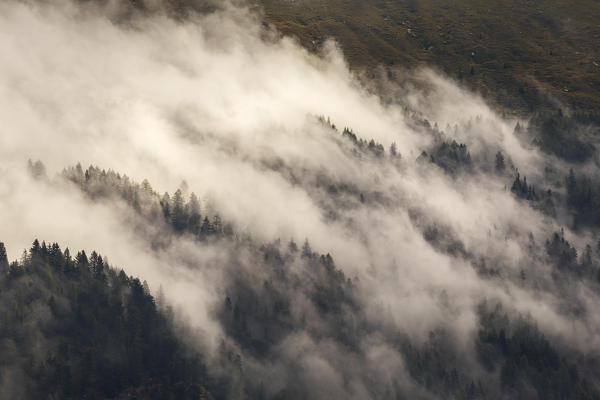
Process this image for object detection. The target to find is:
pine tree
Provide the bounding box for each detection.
[141,179,152,194]
[213,214,222,235]
[495,151,505,173]
[288,239,298,253]
[161,192,171,220]
[171,189,187,232]
[0,242,8,272]
[76,250,89,274]
[301,239,312,258]
[200,217,213,236]
[187,193,201,235]
[390,142,398,157]
[27,159,47,179]
[511,172,522,193]
[514,121,522,134]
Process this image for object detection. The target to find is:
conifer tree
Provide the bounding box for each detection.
[0,242,8,271]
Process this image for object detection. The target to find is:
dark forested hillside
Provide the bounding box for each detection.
[3,228,599,399]
[2,0,600,399]
[13,110,600,399]
[0,241,212,399]
[19,154,600,399]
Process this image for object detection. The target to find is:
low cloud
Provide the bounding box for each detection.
[1,0,599,398]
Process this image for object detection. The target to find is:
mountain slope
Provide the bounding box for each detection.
[0,241,213,400]
[258,0,600,113]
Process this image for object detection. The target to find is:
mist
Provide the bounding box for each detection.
[1,0,599,398]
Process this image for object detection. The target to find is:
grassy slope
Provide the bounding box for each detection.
[257,0,600,114]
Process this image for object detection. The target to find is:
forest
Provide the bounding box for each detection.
[2,0,600,399]
[9,116,600,397]
[0,240,212,399]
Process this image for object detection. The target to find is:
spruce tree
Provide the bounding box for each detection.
[0,242,8,271]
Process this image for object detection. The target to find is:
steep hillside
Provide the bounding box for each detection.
[0,240,213,399]
[258,0,600,113]
[3,1,600,398]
